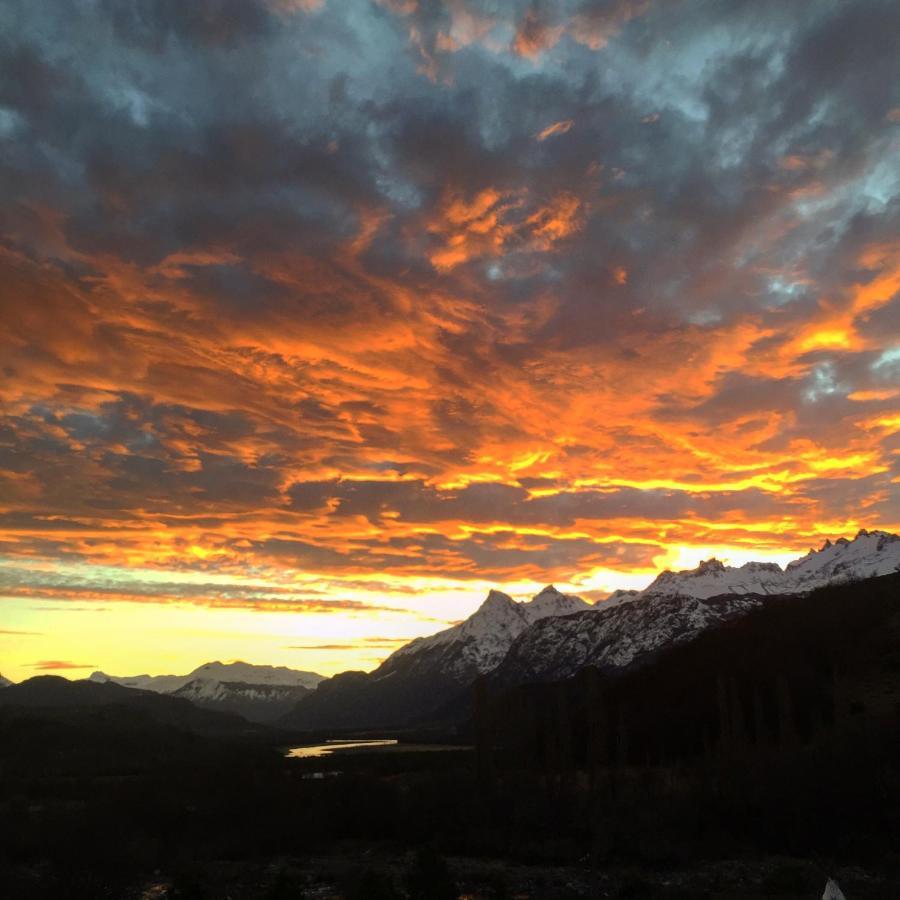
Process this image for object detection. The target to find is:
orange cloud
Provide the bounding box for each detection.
[570,0,649,50]
[427,187,583,270]
[513,7,564,59]
[31,660,96,670]
[536,119,574,142]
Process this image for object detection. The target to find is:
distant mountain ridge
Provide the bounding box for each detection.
[91,660,324,692]
[607,529,900,605]
[0,675,260,735]
[498,530,900,687]
[90,661,325,724]
[283,529,900,731]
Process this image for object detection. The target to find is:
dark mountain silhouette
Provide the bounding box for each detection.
[483,571,900,770]
[0,675,263,736]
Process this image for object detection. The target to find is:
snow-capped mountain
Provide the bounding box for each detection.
[605,530,900,605]
[0,674,12,688]
[495,529,900,685]
[784,529,900,590]
[91,661,325,724]
[640,559,785,600]
[91,660,324,693]
[282,586,590,730]
[89,670,187,693]
[284,529,900,731]
[493,592,762,686]
[172,677,315,724]
[389,585,590,680]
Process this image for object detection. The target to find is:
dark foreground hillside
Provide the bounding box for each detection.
[1,574,898,898]
[473,573,900,865]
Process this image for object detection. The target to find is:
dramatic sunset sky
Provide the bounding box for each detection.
[1,0,898,682]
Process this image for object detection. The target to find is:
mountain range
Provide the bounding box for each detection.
[281,585,590,731]
[0,674,262,736]
[282,529,900,731]
[606,528,900,604]
[89,661,325,724]
[7,530,898,733]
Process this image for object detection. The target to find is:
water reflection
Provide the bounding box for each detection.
[286,739,399,758]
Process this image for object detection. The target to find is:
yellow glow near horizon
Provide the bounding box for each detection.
[0,528,854,685]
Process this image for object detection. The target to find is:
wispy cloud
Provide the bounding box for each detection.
[31,660,96,671]
[286,638,411,651]
[535,119,574,141]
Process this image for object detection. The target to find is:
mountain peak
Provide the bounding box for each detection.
[632,528,900,601]
[479,589,516,610]
[645,555,787,599]
[603,588,642,608]
[783,528,900,587]
[695,558,727,575]
[87,661,324,694]
[527,585,590,618]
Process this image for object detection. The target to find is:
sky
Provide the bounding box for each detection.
[1,0,898,683]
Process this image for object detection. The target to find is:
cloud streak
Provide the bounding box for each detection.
[31,660,96,671]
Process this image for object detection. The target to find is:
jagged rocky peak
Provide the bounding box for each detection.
[462,589,523,630]
[643,555,787,600]
[603,588,642,607]
[380,584,589,682]
[526,584,590,618]
[743,561,783,572]
[783,528,900,587]
[479,588,517,611]
[788,528,897,568]
[629,528,900,602]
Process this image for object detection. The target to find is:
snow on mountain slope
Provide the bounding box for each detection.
[172,677,314,724]
[642,559,785,600]
[784,529,900,590]
[610,530,900,604]
[527,584,592,619]
[494,529,900,686]
[282,586,591,730]
[184,661,323,690]
[90,661,324,694]
[88,671,187,693]
[0,674,12,688]
[285,530,899,730]
[392,590,524,662]
[386,585,590,681]
[603,588,642,608]
[494,592,762,686]
[174,678,301,704]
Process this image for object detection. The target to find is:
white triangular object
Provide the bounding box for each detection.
[823,878,846,900]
